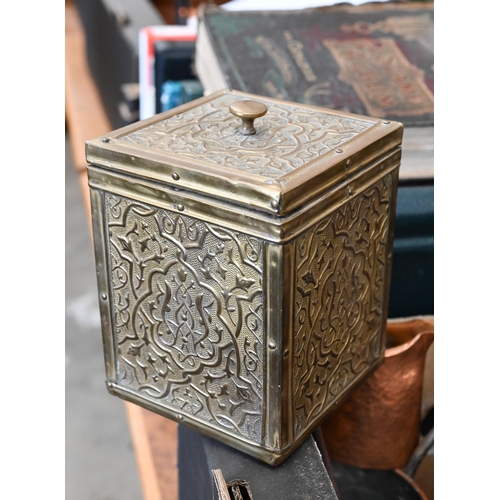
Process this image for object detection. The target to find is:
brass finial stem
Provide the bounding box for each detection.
[229,99,268,136]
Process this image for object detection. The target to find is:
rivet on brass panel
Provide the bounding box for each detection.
[86,89,403,466]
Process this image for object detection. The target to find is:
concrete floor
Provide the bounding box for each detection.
[65,133,143,500]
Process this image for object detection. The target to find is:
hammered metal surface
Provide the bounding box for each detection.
[292,174,392,437]
[105,194,265,442]
[321,319,434,470]
[117,94,375,179]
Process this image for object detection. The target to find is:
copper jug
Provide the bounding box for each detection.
[320,318,434,470]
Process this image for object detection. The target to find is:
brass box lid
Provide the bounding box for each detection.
[85,89,402,216]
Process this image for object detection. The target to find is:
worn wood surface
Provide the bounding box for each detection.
[65,1,111,172]
[125,403,179,500]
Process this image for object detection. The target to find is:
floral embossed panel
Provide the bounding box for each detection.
[105,194,265,442]
[118,94,374,179]
[293,174,392,437]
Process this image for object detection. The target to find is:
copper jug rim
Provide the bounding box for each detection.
[385,318,434,358]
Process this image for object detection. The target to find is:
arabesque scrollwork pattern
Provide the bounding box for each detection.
[105,194,265,442]
[118,94,374,179]
[292,174,392,437]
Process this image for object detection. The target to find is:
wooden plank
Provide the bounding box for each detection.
[65,2,112,172]
[125,403,179,500]
[125,403,163,500]
[142,407,179,500]
[78,171,92,228]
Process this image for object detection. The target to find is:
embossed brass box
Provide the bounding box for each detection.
[86,89,403,465]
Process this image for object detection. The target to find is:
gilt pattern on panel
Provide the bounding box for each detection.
[293,174,392,436]
[105,194,265,442]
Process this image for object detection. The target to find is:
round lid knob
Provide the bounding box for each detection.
[229,100,268,136]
